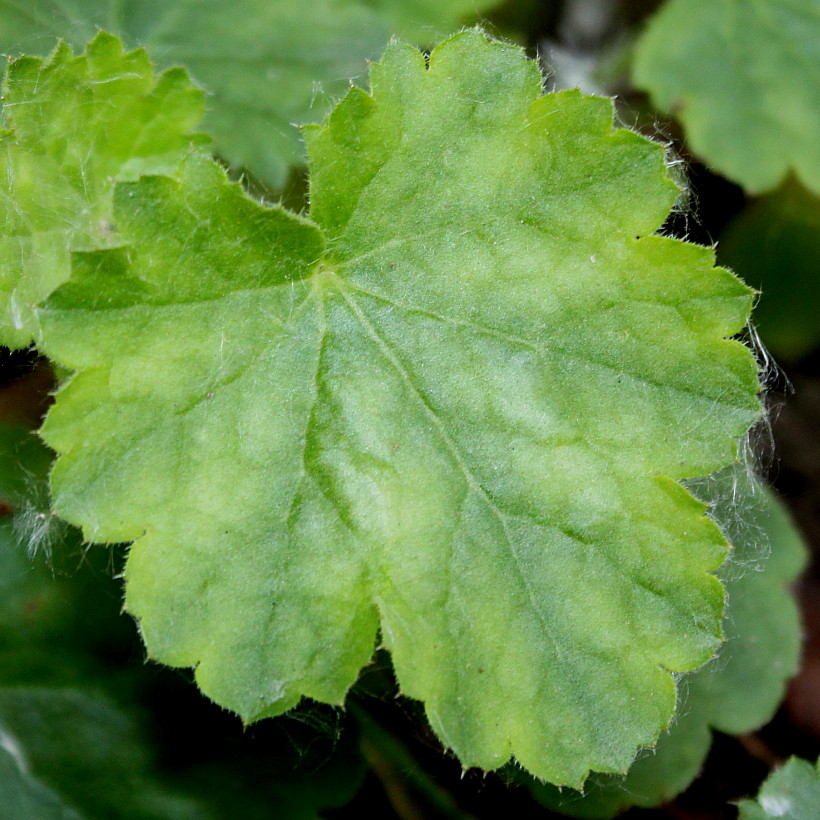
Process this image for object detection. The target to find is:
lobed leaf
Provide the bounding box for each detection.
[0,0,501,187]
[35,31,761,785]
[528,465,806,815]
[633,0,820,194]
[0,32,205,348]
[737,757,820,820]
[0,422,366,820]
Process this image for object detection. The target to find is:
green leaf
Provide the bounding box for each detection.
[719,180,820,361]
[0,426,124,687]
[737,757,820,820]
[0,746,80,820]
[0,0,501,188]
[0,423,366,820]
[0,31,205,348]
[0,426,204,820]
[633,0,820,194]
[35,31,761,785]
[0,689,208,820]
[527,465,806,816]
[371,0,501,42]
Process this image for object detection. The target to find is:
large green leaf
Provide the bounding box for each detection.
[0,0,500,188]
[528,466,806,816]
[34,31,761,785]
[737,757,820,820]
[0,32,205,348]
[633,0,820,194]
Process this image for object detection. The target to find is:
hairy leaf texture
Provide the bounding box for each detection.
[36,32,761,785]
[0,0,500,187]
[633,0,820,194]
[0,32,205,348]
[529,466,806,815]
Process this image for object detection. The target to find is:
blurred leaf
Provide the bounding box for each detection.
[0,746,80,820]
[719,180,820,361]
[737,757,820,820]
[633,0,820,194]
[528,464,806,816]
[368,0,502,42]
[0,689,206,820]
[0,425,132,688]
[0,0,501,188]
[0,427,205,819]
[0,424,53,504]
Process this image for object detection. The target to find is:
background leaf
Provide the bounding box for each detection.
[737,757,820,820]
[0,0,501,188]
[0,746,81,820]
[34,31,761,785]
[0,423,367,820]
[719,180,820,361]
[0,426,206,820]
[633,0,820,194]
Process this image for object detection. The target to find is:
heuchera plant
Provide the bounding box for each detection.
[0,20,779,798]
[8,6,817,817]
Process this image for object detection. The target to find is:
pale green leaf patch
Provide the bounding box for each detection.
[36,31,761,785]
[633,0,820,194]
[0,31,205,348]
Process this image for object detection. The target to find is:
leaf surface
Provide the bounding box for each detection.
[0,32,204,347]
[737,757,820,820]
[0,0,500,187]
[0,422,365,820]
[528,465,806,815]
[0,426,204,820]
[633,0,820,194]
[36,31,761,785]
